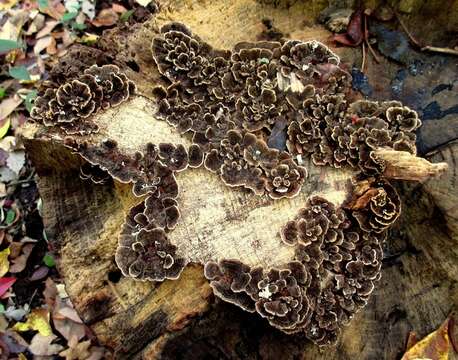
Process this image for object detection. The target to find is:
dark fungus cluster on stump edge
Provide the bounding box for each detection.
[30,22,422,347]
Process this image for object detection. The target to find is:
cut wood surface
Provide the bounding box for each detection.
[21,0,458,358]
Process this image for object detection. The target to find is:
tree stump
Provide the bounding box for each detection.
[20,0,458,358]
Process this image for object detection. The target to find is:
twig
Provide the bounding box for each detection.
[363,13,380,63]
[392,8,422,48]
[422,46,458,56]
[361,42,366,72]
[393,7,458,56]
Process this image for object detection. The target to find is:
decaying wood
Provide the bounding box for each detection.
[21,0,458,358]
[374,148,448,182]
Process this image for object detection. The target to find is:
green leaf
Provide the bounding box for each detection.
[9,66,30,81]
[0,39,21,53]
[5,209,16,225]
[61,11,78,22]
[72,22,87,30]
[120,9,135,22]
[0,88,6,99]
[0,303,5,313]
[25,90,38,113]
[43,254,55,267]
[38,0,48,9]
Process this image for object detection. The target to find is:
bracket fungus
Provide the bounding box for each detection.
[29,21,447,347]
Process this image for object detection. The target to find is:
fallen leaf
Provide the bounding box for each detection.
[0,248,11,277]
[91,8,118,27]
[0,315,7,331]
[78,32,98,45]
[0,39,22,54]
[0,330,28,354]
[9,243,34,273]
[34,35,52,54]
[0,0,18,10]
[29,265,49,281]
[0,277,15,297]
[24,13,45,35]
[81,0,95,19]
[0,118,11,139]
[59,339,91,360]
[0,10,29,41]
[57,283,69,298]
[401,316,453,360]
[43,277,57,308]
[29,333,64,356]
[4,303,28,321]
[43,253,55,267]
[0,97,22,120]
[332,9,364,47]
[35,19,58,38]
[112,3,127,13]
[6,150,25,175]
[13,308,53,336]
[135,0,152,6]
[41,0,66,20]
[8,66,31,81]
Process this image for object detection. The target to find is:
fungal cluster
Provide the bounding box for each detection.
[30,22,423,347]
[31,64,135,135]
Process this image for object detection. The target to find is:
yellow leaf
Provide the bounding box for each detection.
[0,118,11,140]
[13,309,52,336]
[0,247,10,277]
[402,316,452,360]
[18,354,27,360]
[0,0,19,10]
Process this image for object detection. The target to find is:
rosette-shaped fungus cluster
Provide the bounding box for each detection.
[151,23,355,198]
[31,65,135,134]
[204,185,399,346]
[115,203,186,281]
[63,138,199,282]
[39,22,419,348]
[287,98,421,174]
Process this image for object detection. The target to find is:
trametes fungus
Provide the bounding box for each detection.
[30,21,446,348]
[31,65,135,134]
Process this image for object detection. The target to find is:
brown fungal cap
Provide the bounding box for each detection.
[30,65,135,134]
[79,162,111,184]
[287,97,422,174]
[348,179,401,233]
[116,228,187,281]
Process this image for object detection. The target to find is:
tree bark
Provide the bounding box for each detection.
[21,0,458,358]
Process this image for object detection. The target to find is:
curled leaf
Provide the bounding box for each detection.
[402,316,454,360]
[0,277,15,297]
[13,308,52,336]
[0,248,10,277]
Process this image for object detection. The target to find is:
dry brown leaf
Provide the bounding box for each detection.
[24,12,45,35]
[43,277,57,309]
[112,3,127,13]
[0,0,19,10]
[34,35,52,54]
[52,297,85,341]
[0,10,29,41]
[59,339,91,360]
[91,8,118,27]
[35,19,59,38]
[41,0,66,20]
[401,316,454,360]
[29,334,64,356]
[46,36,58,55]
[0,97,23,120]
